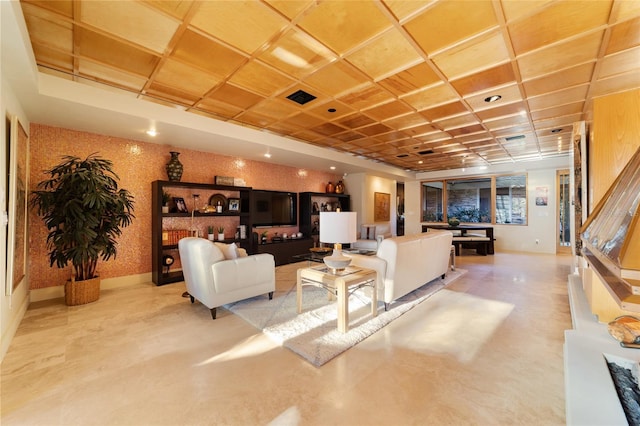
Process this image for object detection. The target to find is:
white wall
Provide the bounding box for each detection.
[344,173,397,235]
[405,157,571,254]
[1,0,34,361]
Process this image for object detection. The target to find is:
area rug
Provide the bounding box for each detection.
[226,267,466,367]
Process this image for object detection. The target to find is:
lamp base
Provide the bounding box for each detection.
[323,247,352,274]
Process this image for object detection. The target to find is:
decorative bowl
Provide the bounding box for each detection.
[448,217,461,227]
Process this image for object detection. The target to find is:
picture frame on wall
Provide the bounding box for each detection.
[374,192,391,222]
[228,198,240,212]
[173,197,188,213]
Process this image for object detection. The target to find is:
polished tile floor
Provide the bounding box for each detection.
[1,252,573,425]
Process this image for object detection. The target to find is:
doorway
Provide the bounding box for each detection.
[557,169,571,254]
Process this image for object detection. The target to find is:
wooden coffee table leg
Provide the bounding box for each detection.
[337,278,348,333]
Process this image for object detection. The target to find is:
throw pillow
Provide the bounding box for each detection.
[360,225,376,240]
[214,242,239,260]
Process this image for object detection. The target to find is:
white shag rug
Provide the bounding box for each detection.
[226,267,467,367]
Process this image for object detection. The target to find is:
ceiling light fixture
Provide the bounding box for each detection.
[264,153,271,158]
[551,128,563,133]
[330,166,336,170]
[484,95,502,103]
[146,129,157,137]
[328,108,336,113]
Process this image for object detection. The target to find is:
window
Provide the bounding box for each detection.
[422,182,443,221]
[421,173,527,225]
[495,175,527,224]
[446,178,491,223]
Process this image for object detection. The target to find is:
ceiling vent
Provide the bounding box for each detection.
[505,135,526,141]
[396,154,409,158]
[417,149,434,155]
[286,90,316,105]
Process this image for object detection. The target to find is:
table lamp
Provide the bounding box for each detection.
[319,211,357,273]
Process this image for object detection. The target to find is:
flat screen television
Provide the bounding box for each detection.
[251,190,297,227]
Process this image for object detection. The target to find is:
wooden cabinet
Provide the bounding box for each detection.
[299,192,350,245]
[152,180,252,286]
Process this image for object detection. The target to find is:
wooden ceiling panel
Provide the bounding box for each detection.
[598,47,640,79]
[190,1,288,54]
[154,59,221,98]
[172,30,247,78]
[518,31,603,81]
[346,28,422,80]
[404,0,498,55]
[451,63,516,97]
[19,0,640,172]
[81,1,179,53]
[527,85,589,111]
[258,28,336,80]
[21,3,72,52]
[206,83,265,109]
[305,61,370,98]
[337,83,395,110]
[508,1,611,55]
[77,27,159,77]
[78,59,148,91]
[378,62,440,96]
[229,60,295,97]
[298,1,391,55]
[433,30,511,80]
[402,83,458,110]
[362,100,414,121]
[606,16,640,55]
[523,63,594,97]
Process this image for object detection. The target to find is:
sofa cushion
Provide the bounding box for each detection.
[214,242,239,260]
[207,242,226,264]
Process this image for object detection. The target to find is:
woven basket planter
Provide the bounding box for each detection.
[65,276,100,306]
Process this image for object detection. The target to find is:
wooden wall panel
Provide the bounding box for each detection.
[590,89,640,207]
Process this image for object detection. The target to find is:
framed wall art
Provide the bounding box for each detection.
[374,192,390,222]
[6,115,29,296]
[228,198,240,212]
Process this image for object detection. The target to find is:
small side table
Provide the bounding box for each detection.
[297,265,377,333]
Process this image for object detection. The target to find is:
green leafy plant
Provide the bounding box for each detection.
[31,153,135,281]
[217,226,225,233]
[208,225,214,234]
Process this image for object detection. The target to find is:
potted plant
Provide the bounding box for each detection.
[161,191,171,213]
[207,226,215,241]
[31,153,135,306]
[217,226,225,241]
[260,230,268,244]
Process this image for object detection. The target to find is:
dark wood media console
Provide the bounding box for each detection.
[254,236,314,266]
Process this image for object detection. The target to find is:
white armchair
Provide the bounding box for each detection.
[178,237,275,319]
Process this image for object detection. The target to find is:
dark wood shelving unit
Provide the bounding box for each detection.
[152,180,253,286]
[299,192,350,245]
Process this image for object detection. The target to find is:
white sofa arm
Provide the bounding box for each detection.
[345,253,387,297]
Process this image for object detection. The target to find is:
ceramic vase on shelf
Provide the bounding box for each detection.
[326,181,335,193]
[165,151,183,182]
[335,180,345,194]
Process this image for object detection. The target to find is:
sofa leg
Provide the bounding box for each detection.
[189,295,195,304]
[268,291,274,300]
[441,273,446,279]
[210,308,217,320]
[384,302,390,311]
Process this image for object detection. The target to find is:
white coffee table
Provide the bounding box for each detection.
[296,265,377,333]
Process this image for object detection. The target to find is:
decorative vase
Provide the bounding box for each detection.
[335,180,345,194]
[162,205,169,214]
[165,151,183,182]
[326,181,335,193]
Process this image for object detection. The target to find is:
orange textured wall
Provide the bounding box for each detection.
[28,124,342,289]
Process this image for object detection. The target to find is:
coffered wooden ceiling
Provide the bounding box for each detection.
[20,0,640,172]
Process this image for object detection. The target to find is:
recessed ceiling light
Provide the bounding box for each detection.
[484,95,502,103]
[328,108,336,113]
[551,128,563,133]
[146,129,157,137]
[264,153,271,158]
[330,166,336,170]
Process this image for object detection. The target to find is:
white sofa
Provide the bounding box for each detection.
[178,237,276,319]
[351,223,393,250]
[345,230,453,310]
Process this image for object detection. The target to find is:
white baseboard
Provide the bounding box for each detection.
[29,272,154,302]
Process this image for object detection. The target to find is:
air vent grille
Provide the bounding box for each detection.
[396,154,409,158]
[286,90,316,105]
[505,135,525,141]
[417,149,434,155]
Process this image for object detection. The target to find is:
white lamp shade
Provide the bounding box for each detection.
[319,211,357,244]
